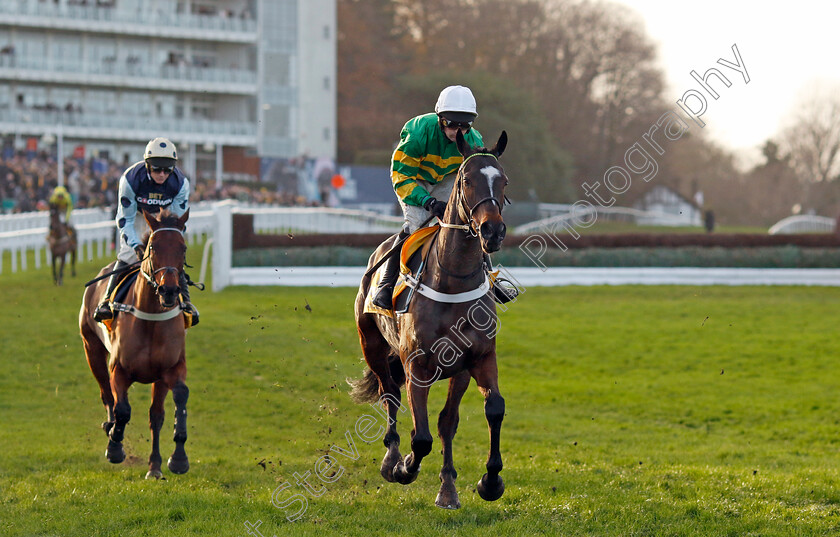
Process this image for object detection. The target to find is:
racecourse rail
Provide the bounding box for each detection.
[2,201,839,287]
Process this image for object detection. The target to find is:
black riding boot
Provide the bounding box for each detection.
[180,272,199,326]
[484,254,519,304]
[93,260,128,322]
[372,230,409,310]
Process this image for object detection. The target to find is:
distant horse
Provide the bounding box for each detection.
[350,130,510,509]
[79,209,191,479]
[47,205,76,285]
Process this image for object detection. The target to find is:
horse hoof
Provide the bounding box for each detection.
[476,473,504,501]
[168,456,189,474]
[435,492,461,510]
[145,469,163,480]
[392,461,420,485]
[380,463,396,483]
[106,442,125,464]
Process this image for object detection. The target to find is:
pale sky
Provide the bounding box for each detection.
[613,1,840,165]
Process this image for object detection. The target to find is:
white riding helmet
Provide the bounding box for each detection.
[144,137,178,168]
[435,85,478,123]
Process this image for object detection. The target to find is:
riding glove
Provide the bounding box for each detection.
[423,198,447,219]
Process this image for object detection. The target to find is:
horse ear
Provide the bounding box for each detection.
[491,131,507,158]
[456,129,470,157]
[142,209,156,230]
[178,209,189,230]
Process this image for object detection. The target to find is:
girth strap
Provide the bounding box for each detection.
[401,273,490,304]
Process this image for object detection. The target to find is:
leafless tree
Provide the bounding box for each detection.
[781,85,840,184]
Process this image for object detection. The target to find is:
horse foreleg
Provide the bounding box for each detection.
[58,255,65,286]
[435,370,471,509]
[393,368,433,485]
[167,373,190,474]
[146,381,168,479]
[471,356,505,501]
[107,365,131,464]
[70,247,76,277]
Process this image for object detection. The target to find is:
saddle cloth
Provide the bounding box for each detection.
[363,225,439,317]
[101,267,193,331]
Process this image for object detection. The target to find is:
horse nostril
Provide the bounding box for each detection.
[481,221,505,240]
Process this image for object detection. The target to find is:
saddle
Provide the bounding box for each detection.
[101,267,195,331]
[364,225,439,318]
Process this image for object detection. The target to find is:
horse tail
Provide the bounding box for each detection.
[347,354,404,404]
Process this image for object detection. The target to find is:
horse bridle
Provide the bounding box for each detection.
[449,152,506,237]
[139,227,185,293]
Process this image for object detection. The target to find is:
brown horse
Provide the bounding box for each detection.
[350,130,510,509]
[79,209,191,479]
[47,205,76,285]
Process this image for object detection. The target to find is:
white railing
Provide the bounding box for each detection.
[515,205,698,235]
[0,202,403,281]
[0,207,213,275]
[247,206,403,234]
[768,215,835,235]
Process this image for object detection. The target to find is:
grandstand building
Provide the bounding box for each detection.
[0,0,336,185]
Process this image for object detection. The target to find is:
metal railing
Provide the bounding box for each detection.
[768,215,836,235]
[0,1,257,36]
[0,107,257,139]
[0,54,258,88]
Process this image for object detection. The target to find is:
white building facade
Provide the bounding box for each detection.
[0,0,335,182]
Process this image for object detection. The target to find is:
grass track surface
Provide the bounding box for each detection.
[3,256,840,536]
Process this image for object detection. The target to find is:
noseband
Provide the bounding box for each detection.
[139,227,184,293]
[447,152,505,237]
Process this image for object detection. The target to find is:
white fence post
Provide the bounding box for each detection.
[212,200,233,292]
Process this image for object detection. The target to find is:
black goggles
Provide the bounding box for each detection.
[150,166,174,174]
[440,117,473,130]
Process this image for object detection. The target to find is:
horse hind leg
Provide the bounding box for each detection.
[167,380,190,474]
[435,371,471,509]
[81,324,114,434]
[146,381,168,479]
[392,367,433,486]
[354,318,405,483]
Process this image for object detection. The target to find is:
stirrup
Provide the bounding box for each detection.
[491,278,519,304]
[93,301,113,322]
[182,302,199,326]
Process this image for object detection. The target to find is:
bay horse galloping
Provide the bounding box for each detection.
[350,130,510,509]
[47,205,76,286]
[79,209,191,479]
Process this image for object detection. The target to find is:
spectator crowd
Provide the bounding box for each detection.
[0,150,327,214]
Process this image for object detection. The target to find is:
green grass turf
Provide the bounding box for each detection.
[2,253,840,536]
